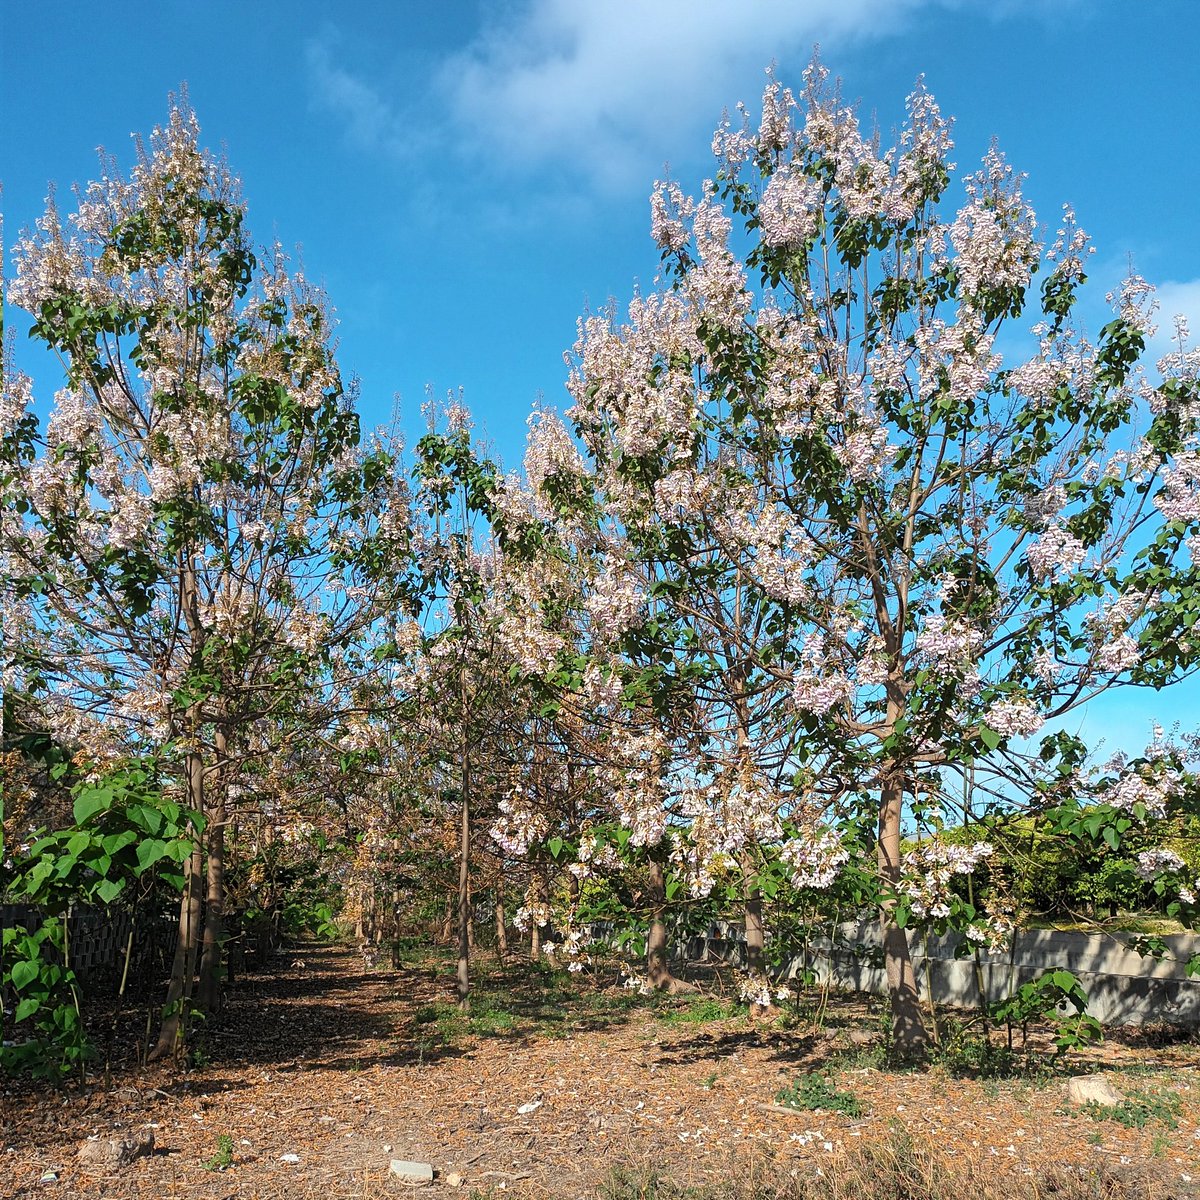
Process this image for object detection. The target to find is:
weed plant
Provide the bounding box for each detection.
[775,1073,864,1117]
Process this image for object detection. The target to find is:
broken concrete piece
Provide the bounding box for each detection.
[76,1129,155,1170]
[389,1159,434,1185]
[1067,1074,1124,1107]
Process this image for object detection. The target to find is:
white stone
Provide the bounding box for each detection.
[389,1160,434,1185]
[1068,1074,1124,1107]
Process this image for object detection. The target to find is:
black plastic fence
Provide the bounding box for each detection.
[0,903,279,1005]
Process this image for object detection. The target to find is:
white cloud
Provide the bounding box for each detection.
[305,40,424,161]
[307,0,944,195]
[434,0,928,189]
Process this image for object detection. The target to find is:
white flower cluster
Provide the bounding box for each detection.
[597,728,671,848]
[983,695,1044,739]
[1105,765,1183,820]
[758,169,823,248]
[963,914,1013,953]
[674,780,783,897]
[490,786,549,858]
[899,839,993,920]
[512,901,551,932]
[781,829,850,890]
[621,972,655,996]
[737,971,791,1008]
[1134,848,1186,881]
[577,830,624,875]
[567,290,702,462]
[542,926,591,973]
[1025,522,1087,581]
[524,408,586,516]
[721,504,814,607]
[649,180,694,253]
[914,613,983,670]
[586,555,645,644]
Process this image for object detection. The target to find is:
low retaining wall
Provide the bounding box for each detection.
[683,921,1200,1026]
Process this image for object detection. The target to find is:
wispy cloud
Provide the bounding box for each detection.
[305,39,425,162]
[434,0,929,189]
[306,0,940,195]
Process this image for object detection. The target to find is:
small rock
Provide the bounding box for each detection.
[39,1170,58,1183]
[516,1100,542,1115]
[76,1129,155,1170]
[279,1153,301,1164]
[1068,1074,1124,1107]
[846,1030,876,1046]
[445,1172,463,1188]
[389,1159,434,1185]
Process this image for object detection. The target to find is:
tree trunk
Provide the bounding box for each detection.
[456,707,471,1011]
[197,726,228,1012]
[646,859,692,992]
[742,852,765,974]
[495,899,508,957]
[530,870,546,961]
[149,775,204,1061]
[878,767,928,1055]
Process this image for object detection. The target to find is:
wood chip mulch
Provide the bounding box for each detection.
[3,943,1200,1199]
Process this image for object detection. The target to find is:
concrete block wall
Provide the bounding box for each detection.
[676,920,1200,1026]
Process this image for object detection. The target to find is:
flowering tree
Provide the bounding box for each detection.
[564,61,1200,1051]
[1,101,414,1055]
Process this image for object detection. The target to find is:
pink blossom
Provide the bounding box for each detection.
[1135,848,1185,881]
[758,169,822,248]
[781,829,849,890]
[792,671,852,715]
[984,696,1044,739]
[650,180,693,253]
[1025,522,1086,580]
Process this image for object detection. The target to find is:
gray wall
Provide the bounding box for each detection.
[683,921,1200,1026]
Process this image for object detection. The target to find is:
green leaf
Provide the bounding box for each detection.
[135,839,169,873]
[979,727,1003,751]
[66,830,93,858]
[94,878,125,905]
[10,959,40,990]
[14,996,41,1022]
[103,830,139,856]
[73,786,114,825]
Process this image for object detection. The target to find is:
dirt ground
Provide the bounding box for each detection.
[3,942,1200,1199]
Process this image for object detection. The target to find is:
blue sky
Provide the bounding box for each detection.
[3,0,1199,754]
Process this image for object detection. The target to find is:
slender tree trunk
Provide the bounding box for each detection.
[457,691,471,1010]
[731,667,766,980]
[198,725,229,1012]
[646,859,691,992]
[439,894,453,944]
[530,871,546,961]
[742,852,765,974]
[150,779,204,1060]
[495,899,508,957]
[467,881,476,950]
[878,765,928,1054]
